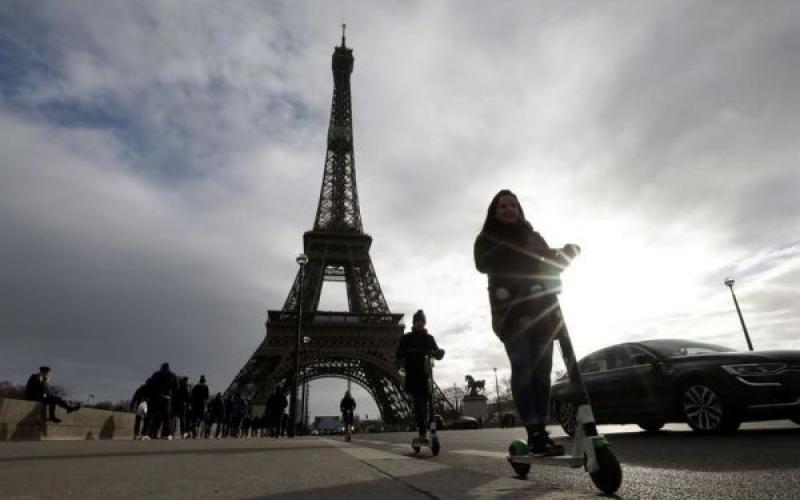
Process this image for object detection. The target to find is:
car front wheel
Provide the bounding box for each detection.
[637,420,665,433]
[555,400,577,436]
[680,382,740,434]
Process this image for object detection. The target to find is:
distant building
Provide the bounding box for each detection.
[313,416,341,434]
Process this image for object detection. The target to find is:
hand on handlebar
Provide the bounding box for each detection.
[561,243,581,258]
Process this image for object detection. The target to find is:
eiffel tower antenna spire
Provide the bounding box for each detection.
[314,24,360,233]
[341,23,347,47]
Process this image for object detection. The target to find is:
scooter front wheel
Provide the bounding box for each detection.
[431,437,441,456]
[589,446,622,495]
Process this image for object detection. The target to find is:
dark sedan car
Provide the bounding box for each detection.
[550,339,800,435]
[447,416,480,430]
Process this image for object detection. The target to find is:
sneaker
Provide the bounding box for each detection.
[528,432,565,457]
[48,417,62,424]
[141,436,151,441]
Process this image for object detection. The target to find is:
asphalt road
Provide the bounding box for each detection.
[350,420,800,499]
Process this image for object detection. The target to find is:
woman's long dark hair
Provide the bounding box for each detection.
[481,189,534,241]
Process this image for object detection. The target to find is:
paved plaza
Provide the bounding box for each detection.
[0,436,578,500]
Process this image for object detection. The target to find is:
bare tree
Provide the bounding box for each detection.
[441,384,466,419]
[0,381,25,399]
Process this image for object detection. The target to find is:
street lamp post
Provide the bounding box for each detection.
[724,277,754,351]
[493,367,500,413]
[288,253,308,437]
[300,370,306,435]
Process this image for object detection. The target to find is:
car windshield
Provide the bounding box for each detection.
[642,339,736,358]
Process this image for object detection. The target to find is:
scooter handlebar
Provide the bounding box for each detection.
[537,244,581,267]
[400,348,444,358]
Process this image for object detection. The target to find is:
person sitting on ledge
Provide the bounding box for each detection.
[25,366,80,423]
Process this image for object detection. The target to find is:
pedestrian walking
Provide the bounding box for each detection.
[147,363,178,439]
[189,375,210,438]
[130,382,149,439]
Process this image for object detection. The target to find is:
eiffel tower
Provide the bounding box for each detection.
[228,30,411,424]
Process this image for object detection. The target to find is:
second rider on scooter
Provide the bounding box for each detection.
[396,309,445,441]
[340,390,356,439]
[474,189,579,457]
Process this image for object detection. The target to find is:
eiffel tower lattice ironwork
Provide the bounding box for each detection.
[228,32,412,424]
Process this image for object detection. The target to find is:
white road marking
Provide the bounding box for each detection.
[337,445,413,461]
[451,449,508,458]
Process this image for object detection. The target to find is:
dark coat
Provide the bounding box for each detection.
[25,374,47,401]
[340,395,356,412]
[396,329,443,393]
[208,396,225,420]
[149,368,179,398]
[266,391,288,415]
[190,383,210,413]
[474,227,572,342]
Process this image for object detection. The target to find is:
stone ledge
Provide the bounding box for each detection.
[0,397,135,441]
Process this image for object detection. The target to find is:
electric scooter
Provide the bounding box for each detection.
[411,353,441,456]
[505,246,623,495]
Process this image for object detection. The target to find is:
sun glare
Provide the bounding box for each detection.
[555,221,723,355]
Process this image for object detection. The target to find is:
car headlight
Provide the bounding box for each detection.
[722,363,787,376]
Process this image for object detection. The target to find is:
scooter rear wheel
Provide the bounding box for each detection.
[412,445,420,454]
[431,437,440,456]
[589,446,622,495]
[511,462,530,478]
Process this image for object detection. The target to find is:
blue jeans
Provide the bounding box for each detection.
[503,331,554,428]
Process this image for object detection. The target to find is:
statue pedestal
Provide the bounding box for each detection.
[461,395,488,421]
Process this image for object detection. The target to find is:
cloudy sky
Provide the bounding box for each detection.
[1,1,798,420]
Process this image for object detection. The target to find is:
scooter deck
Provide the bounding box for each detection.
[507,454,583,468]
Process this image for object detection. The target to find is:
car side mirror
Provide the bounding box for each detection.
[630,353,657,366]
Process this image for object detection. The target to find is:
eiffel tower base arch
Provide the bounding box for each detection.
[228,312,411,424]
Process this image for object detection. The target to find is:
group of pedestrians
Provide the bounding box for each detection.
[202,391,260,439]
[130,363,277,440]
